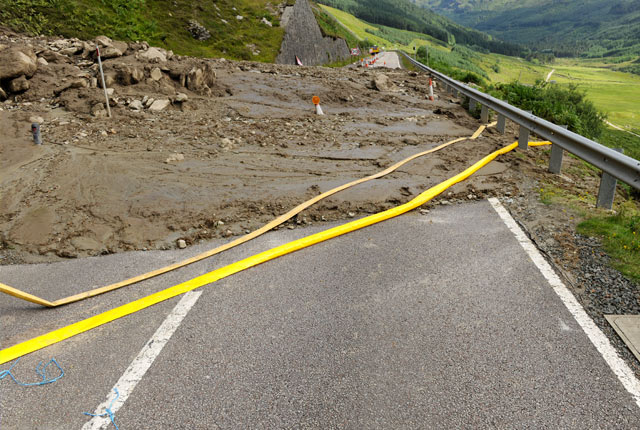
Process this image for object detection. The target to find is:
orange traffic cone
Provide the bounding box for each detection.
[312,96,324,115]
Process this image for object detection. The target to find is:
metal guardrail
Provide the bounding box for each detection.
[398,51,640,207]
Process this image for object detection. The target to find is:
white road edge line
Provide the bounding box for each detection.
[82,290,203,430]
[488,197,640,408]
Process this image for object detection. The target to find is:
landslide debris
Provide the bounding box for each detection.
[0,29,584,265]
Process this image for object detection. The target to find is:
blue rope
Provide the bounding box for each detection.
[0,358,64,386]
[83,388,120,430]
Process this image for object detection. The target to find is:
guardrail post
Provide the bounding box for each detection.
[548,125,567,174]
[596,148,623,210]
[469,98,477,112]
[549,144,563,174]
[497,114,506,134]
[452,89,458,98]
[481,105,489,123]
[518,125,530,150]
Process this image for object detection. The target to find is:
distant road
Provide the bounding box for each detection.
[607,120,640,138]
[371,51,401,69]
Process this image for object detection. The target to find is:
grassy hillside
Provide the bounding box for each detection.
[412,0,640,60]
[0,0,285,62]
[316,0,523,56]
[318,4,444,51]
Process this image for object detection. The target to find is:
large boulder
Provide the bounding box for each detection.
[99,40,128,59]
[0,47,37,80]
[39,49,72,64]
[139,47,167,63]
[111,64,144,85]
[186,63,216,91]
[95,35,113,47]
[8,75,29,93]
[372,73,399,92]
[148,99,170,111]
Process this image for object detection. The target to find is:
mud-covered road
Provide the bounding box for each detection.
[0,39,527,263]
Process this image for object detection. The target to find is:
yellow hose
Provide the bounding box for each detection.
[0,140,551,365]
[0,124,494,308]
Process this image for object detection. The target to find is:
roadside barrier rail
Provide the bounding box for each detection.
[398,51,640,208]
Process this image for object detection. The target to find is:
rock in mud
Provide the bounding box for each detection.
[8,75,29,93]
[150,67,163,81]
[100,45,124,59]
[129,100,143,110]
[91,103,108,117]
[139,47,167,63]
[113,64,144,85]
[95,35,113,47]
[39,49,70,64]
[372,73,399,92]
[165,153,185,163]
[59,45,82,56]
[149,99,170,111]
[0,47,37,80]
[186,64,216,92]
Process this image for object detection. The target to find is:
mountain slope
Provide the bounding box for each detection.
[315,0,523,56]
[412,0,640,58]
[0,0,286,62]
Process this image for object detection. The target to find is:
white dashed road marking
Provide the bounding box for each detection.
[82,290,202,430]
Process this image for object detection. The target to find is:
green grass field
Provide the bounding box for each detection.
[480,55,640,132]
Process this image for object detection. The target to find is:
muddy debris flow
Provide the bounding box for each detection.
[0,31,525,264]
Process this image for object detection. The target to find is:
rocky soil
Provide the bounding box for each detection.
[0,28,525,264]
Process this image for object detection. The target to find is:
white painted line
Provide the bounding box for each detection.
[488,197,640,408]
[82,290,202,430]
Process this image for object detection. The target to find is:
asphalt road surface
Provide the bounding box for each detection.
[1,200,640,429]
[371,51,401,69]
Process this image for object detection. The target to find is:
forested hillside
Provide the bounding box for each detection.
[315,0,523,56]
[412,0,640,59]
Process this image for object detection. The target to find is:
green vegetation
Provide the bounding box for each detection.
[416,44,487,83]
[316,0,523,56]
[479,55,640,133]
[578,202,640,281]
[414,0,640,61]
[0,0,285,62]
[599,129,640,163]
[491,82,606,140]
[313,3,363,49]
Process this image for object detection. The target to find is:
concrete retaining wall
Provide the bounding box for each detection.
[276,0,350,66]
